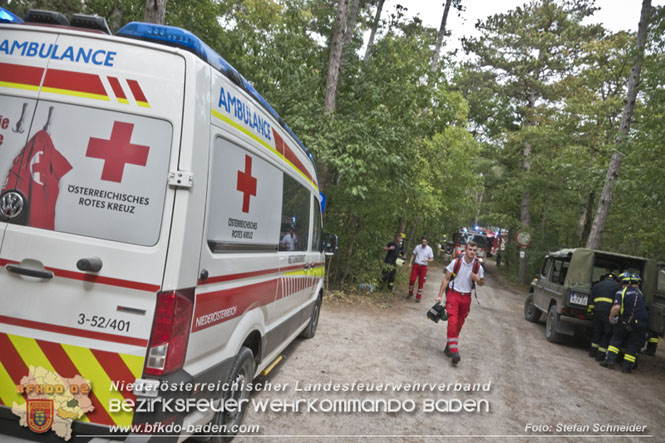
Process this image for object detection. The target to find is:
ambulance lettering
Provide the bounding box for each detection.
[0,39,116,66]
[217,86,271,141]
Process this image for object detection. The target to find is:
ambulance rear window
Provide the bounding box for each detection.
[0,96,172,246]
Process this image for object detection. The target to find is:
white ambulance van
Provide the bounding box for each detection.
[0,8,336,440]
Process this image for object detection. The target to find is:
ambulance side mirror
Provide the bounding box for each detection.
[324,233,338,256]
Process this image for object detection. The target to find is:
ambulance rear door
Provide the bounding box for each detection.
[0,26,55,253]
[0,25,185,431]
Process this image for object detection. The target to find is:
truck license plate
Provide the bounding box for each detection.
[570,293,588,305]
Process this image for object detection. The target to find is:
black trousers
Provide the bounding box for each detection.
[607,321,647,370]
[382,265,397,289]
[591,311,612,354]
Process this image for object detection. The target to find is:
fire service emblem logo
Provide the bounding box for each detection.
[27,399,54,433]
[0,190,25,219]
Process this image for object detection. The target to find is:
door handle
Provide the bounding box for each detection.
[6,264,54,279]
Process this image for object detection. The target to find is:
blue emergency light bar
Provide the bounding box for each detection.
[0,7,23,23]
[116,22,315,168]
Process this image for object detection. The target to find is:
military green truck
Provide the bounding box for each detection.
[523,248,665,344]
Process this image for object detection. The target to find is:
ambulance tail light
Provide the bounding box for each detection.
[145,289,194,376]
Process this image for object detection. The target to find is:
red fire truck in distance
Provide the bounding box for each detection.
[452,227,493,263]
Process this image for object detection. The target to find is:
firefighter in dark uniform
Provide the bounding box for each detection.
[643,332,659,356]
[588,272,620,361]
[600,273,648,373]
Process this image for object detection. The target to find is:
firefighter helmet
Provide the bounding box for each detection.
[618,272,632,284]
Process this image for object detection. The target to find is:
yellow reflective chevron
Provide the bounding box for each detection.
[62,344,136,427]
[594,297,614,304]
[0,332,144,428]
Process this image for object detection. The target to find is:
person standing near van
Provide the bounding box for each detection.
[280,228,297,251]
[588,272,620,361]
[601,273,648,373]
[382,234,403,291]
[407,236,434,302]
[435,241,484,366]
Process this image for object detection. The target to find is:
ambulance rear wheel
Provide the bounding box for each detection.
[211,346,254,438]
[300,294,322,339]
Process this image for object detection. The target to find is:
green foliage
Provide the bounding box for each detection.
[5,0,663,284]
[459,0,665,283]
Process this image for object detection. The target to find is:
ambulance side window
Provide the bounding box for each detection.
[312,196,323,252]
[279,175,309,251]
[205,138,283,253]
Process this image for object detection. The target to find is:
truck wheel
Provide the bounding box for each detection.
[211,346,254,439]
[300,295,322,339]
[524,293,541,323]
[545,304,565,344]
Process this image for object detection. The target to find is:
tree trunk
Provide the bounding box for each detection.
[339,0,361,79]
[108,0,123,32]
[363,0,385,62]
[144,0,167,24]
[581,192,594,245]
[431,0,453,73]
[518,89,537,283]
[473,190,483,227]
[341,215,358,284]
[324,0,349,114]
[576,192,594,246]
[397,218,407,237]
[343,0,360,49]
[586,0,651,250]
[407,217,420,254]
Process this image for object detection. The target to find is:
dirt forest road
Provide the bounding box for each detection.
[241,261,665,441]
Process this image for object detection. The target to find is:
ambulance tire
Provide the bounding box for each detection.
[300,294,322,339]
[211,346,254,439]
[524,293,541,323]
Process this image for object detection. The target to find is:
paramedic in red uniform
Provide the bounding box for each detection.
[435,241,484,366]
[407,236,434,302]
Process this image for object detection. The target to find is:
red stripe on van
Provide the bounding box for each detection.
[0,259,160,292]
[192,279,278,332]
[90,349,137,401]
[43,68,107,96]
[199,267,280,285]
[283,143,314,184]
[273,127,285,156]
[107,76,127,100]
[0,332,29,384]
[126,79,148,103]
[46,267,161,292]
[272,128,316,186]
[37,340,116,426]
[0,315,148,347]
[0,62,44,87]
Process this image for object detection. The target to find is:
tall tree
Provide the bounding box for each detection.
[463,0,603,282]
[144,0,167,24]
[586,0,652,249]
[363,0,384,62]
[431,0,454,72]
[324,0,349,114]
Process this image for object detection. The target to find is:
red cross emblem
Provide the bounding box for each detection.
[237,155,257,213]
[86,121,149,183]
